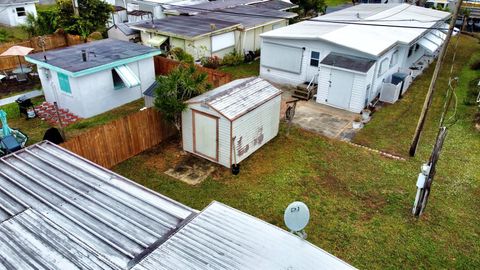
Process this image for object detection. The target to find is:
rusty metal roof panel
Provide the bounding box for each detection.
[132,201,357,270]
[0,141,196,270]
[188,77,282,120]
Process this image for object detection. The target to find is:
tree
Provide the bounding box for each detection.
[291,0,326,17]
[57,0,113,38]
[20,10,59,37]
[154,64,212,132]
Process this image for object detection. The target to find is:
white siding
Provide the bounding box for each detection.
[232,96,281,164]
[260,37,374,86]
[182,105,231,167]
[316,66,368,113]
[349,74,367,113]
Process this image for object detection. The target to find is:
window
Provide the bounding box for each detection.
[377,58,389,77]
[408,44,415,57]
[390,50,399,68]
[261,42,303,74]
[310,51,320,67]
[112,69,125,89]
[57,72,71,94]
[211,32,235,52]
[415,43,420,52]
[16,7,26,17]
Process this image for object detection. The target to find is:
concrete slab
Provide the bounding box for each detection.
[0,90,43,107]
[164,154,216,185]
[280,88,360,140]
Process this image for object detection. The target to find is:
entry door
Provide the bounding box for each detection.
[327,69,354,109]
[193,111,218,161]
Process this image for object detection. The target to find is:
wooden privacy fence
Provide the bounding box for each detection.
[0,34,84,71]
[153,56,232,88]
[61,108,176,168]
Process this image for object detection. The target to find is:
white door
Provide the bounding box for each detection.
[306,50,321,83]
[193,111,218,161]
[327,69,354,109]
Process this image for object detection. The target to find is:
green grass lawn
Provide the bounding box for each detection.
[0,25,29,43]
[113,34,480,269]
[0,97,145,144]
[219,59,260,79]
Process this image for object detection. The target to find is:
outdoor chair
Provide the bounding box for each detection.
[15,73,28,82]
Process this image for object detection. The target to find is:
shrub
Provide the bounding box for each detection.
[201,56,221,69]
[221,50,243,66]
[463,78,480,106]
[470,59,480,70]
[88,31,103,40]
[0,29,11,43]
[168,47,194,64]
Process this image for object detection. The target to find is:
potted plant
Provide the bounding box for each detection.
[352,115,363,129]
[361,108,371,122]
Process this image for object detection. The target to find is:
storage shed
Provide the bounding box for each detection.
[182,77,282,168]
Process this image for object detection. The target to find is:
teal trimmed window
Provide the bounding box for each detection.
[57,72,71,94]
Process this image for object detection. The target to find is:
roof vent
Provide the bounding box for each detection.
[82,49,87,62]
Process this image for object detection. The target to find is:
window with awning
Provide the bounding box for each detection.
[113,65,140,88]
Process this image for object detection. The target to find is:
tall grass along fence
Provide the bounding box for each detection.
[153,56,232,88]
[0,34,84,71]
[61,108,176,168]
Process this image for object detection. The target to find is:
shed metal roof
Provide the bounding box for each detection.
[132,201,357,270]
[167,0,260,14]
[321,52,376,73]
[261,4,451,57]
[0,141,195,270]
[130,16,240,39]
[187,77,282,121]
[25,39,160,76]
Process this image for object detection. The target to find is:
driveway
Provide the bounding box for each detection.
[281,91,358,140]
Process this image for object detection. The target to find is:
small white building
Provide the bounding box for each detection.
[25,39,160,118]
[260,4,451,113]
[182,77,282,168]
[0,0,38,27]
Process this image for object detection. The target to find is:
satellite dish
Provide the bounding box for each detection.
[284,201,310,233]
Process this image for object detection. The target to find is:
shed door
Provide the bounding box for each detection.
[327,69,354,109]
[193,111,218,161]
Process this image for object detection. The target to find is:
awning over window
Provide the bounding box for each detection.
[114,65,140,88]
[147,35,168,47]
[418,30,446,54]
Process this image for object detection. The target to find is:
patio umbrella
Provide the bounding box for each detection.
[0,110,11,137]
[0,45,34,74]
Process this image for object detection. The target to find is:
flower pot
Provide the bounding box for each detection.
[352,121,363,129]
[361,110,371,122]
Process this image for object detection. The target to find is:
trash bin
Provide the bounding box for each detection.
[15,96,36,119]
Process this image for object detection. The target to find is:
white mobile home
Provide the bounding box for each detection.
[260,4,451,113]
[130,5,295,59]
[25,39,160,118]
[182,77,282,168]
[0,0,38,26]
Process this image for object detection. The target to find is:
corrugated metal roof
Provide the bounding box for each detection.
[132,201,357,270]
[187,77,282,120]
[261,4,451,57]
[0,141,195,270]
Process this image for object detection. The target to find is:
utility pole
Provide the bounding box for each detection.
[408,0,463,157]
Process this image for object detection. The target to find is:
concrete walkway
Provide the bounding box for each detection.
[0,90,43,107]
